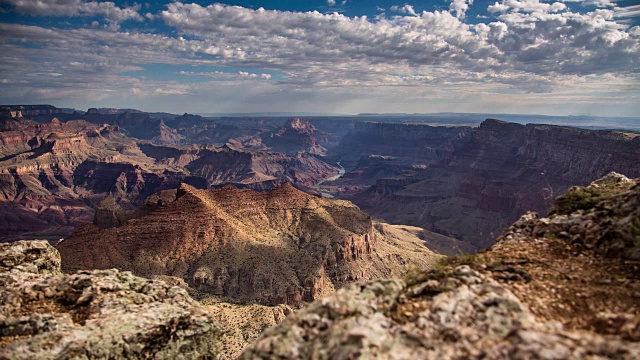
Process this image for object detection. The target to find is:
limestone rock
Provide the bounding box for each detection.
[0,241,221,359]
[59,184,440,306]
[242,266,640,359]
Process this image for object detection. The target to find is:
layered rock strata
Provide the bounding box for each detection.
[58,184,440,306]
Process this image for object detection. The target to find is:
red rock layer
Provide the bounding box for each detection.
[58,184,376,306]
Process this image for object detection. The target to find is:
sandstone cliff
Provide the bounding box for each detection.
[58,184,440,306]
[242,173,640,359]
[261,118,330,156]
[0,118,200,242]
[3,173,639,359]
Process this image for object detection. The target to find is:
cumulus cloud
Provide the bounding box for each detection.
[0,1,637,115]
[0,0,143,27]
[581,0,616,8]
[449,0,473,19]
[488,0,567,14]
[159,2,638,81]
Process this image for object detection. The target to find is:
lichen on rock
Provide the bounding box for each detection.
[0,240,222,359]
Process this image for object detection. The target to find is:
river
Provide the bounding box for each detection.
[313,161,345,198]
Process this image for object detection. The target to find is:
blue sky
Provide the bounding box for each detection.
[0,0,638,116]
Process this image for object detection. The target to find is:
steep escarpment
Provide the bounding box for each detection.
[0,118,203,242]
[352,119,640,249]
[42,111,174,143]
[58,184,440,306]
[333,122,473,168]
[0,240,222,359]
[242,173,640,359]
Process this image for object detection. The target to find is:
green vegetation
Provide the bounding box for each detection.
[553,187,607,215]
[552,181,634,215]
[403,253,481,286]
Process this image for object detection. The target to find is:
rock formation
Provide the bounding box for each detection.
[350,119,640,249]
[333,122,473,168]
[3,173,639,359]
[0,118,201,242]
[262,118,331,156]
[58,184,441,306]
[0,118,341,241]
[241,173,640,359]
[0,240,221,359]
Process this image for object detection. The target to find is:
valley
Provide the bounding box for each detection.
[2,106,639,253]
[1,105,639,358]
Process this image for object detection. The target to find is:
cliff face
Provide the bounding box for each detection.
[352,119,640,249]
[4,174,638,359]
[0,240,222,359]
[242,173,640,359]
[333,122,473,168]
[0,118,201,242]
[139,143,339,188]
[58,184,440,306]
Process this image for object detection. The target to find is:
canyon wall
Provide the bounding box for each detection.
[350,119,640,249]
[333,122,473,168]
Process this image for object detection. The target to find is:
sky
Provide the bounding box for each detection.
[0,0,638,116]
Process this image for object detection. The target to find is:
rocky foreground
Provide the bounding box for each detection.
[1,173,639,359]
[0,241,221,359]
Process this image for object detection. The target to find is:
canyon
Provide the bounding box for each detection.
[345,119,640,249]
[2,106,640,256]
[2,173,638,359]
[0,113,339,242]
[1,105,640,358]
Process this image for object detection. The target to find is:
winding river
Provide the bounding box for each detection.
[313,161,345,198]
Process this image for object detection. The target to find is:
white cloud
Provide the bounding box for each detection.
[615,5,640,18]
[155,87,189,95]
[0,0,143,25]
[0,1,637,116]
[177,71,272,80]
[390,5,417,16]
[582,0,616,8]
[327,0,336,6]
[488,0,567,14]
[450,0,474,19]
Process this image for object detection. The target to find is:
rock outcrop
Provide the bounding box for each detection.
[242,173,640,359]
[58,184,440,306]
[0,118,200,242]
[0,240,221,359]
